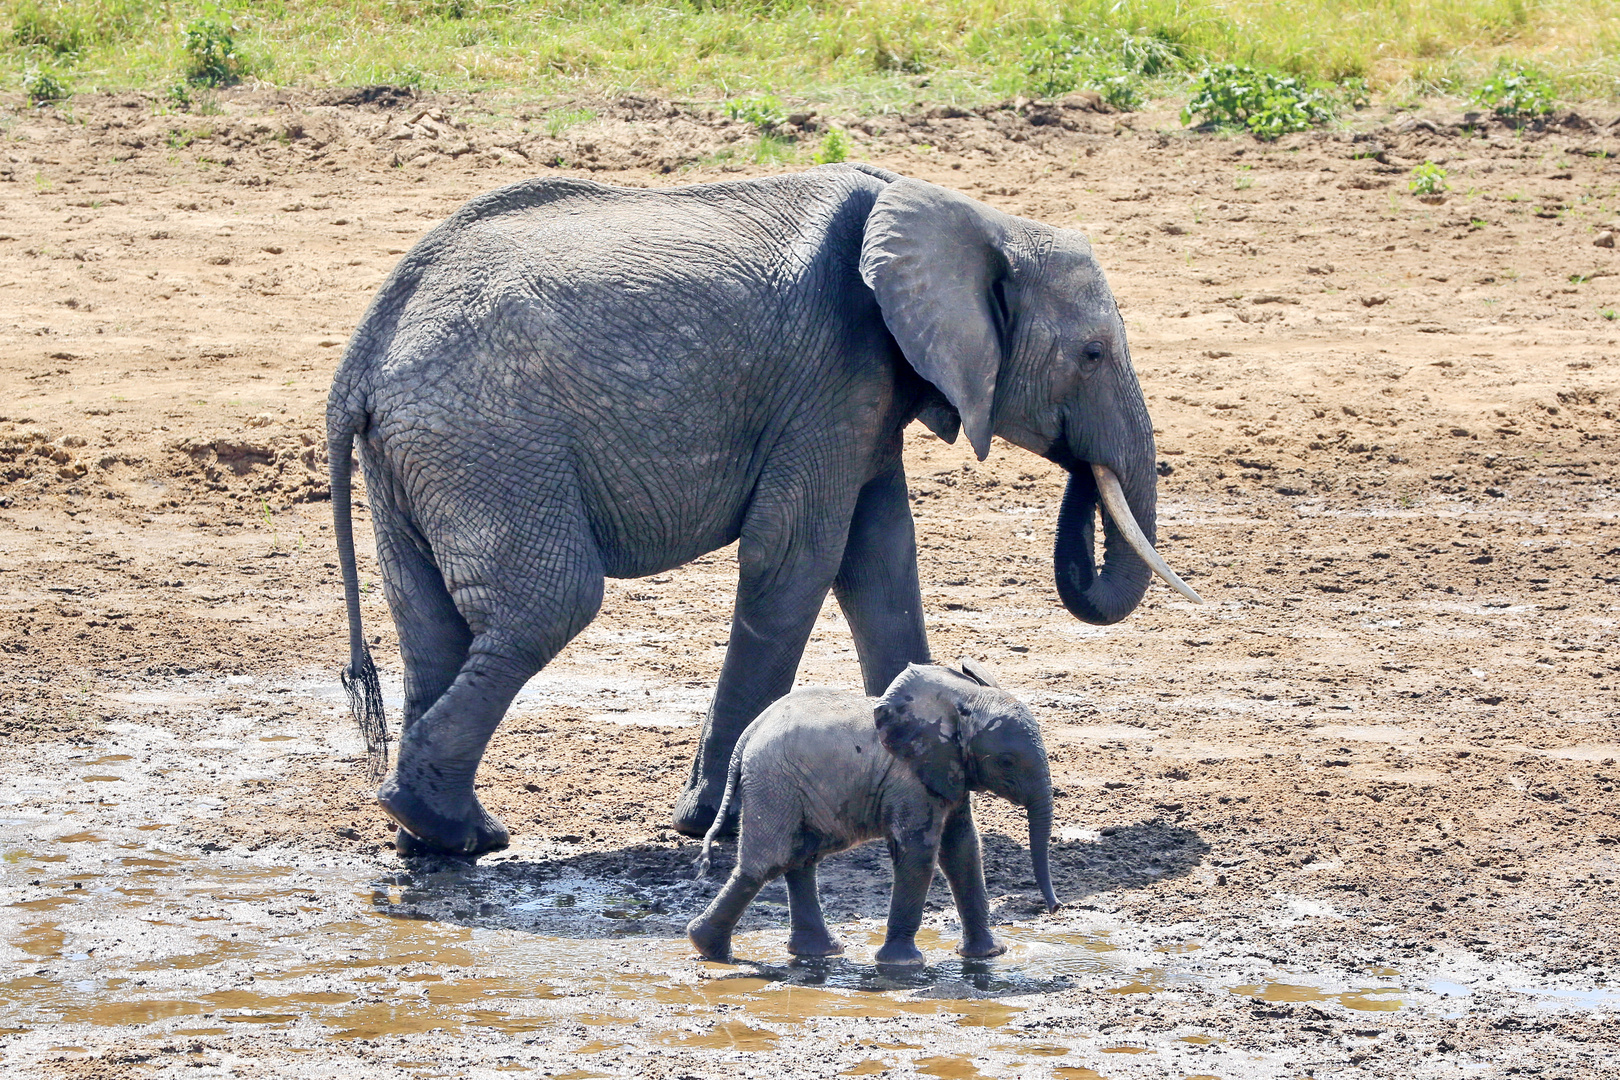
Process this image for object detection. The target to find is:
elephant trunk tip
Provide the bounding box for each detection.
[1027,795,1058,916]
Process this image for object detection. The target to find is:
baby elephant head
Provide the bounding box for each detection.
[874,660,1059,912]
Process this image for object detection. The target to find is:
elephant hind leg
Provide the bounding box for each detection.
[373,509,473,732]
[379,516,607,859]
[688,866,770,962]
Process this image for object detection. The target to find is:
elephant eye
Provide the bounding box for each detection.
[1080,341,1106,371]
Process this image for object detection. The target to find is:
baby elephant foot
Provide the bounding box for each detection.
[380,780,509,858]
[873,940,926,967]
[787,929,845,958]
[956,934,1008,959]
[687,917,734,963]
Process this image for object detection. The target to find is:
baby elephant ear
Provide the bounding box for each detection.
[956,657,1003,689]
[874,697,967,806]
[859,180,1020,462]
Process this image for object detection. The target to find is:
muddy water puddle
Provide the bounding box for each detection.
[6,834,1613,1059]
[6,679,1617,1076]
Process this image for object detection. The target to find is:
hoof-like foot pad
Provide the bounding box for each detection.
[380,785,509,858]
[787,933,846,958]
[687,919,733,963]
[873,943,926,967]
[957,937,1008,959]
[672,786,721,839]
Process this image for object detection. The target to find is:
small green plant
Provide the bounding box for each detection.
[165,127,197,150]
[1475,62,1554,118]
[1023,28,1178,105]
[24,67,69,105]
[1092,74,1143,111]
[751,133,795,164]
[1181,63,1336,139]
[183,15,246,87]
[1408,160,1448,196]
[166,82,193,111]
[1601,308,1617,321]
[812,126,849,164]
[1234,164,1254,190]
[544,107,595,138]
[261,498,281,551]
[1568,273,1590,285]
[1338,77,1371,110]
[725,95,785,131]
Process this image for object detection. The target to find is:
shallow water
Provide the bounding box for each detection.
[5,822,1613,1053]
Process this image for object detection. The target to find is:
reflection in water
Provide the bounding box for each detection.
[1231,980,1406,1013]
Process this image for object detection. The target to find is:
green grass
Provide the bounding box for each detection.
[4,0,1618,111]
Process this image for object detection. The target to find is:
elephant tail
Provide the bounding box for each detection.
[695,745,744,879]
[329,399,388,784]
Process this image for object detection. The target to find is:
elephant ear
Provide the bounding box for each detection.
[874,666,967,805]
[956,657,1003,689]
[859,180,1021,461]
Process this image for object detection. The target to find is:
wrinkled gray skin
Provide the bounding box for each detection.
[327,163,1160,856]
[687,661,1057,966]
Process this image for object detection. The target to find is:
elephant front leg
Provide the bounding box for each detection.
[833,463,931,697]
[674,516,846,837]
[937,799,1006,958]
[874,833,940,967]
[784,865,844,957]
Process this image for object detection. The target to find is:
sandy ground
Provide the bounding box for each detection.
[2,88,1619,1078]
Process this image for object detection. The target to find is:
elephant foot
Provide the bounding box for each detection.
[686,917,734,963]
[956,935,1008,959]
[787,930,845,958]
[873,940,925,967]
[379,782,509,859]
[672,783,724,839]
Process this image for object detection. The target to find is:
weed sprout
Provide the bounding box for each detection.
[1408,161,1448,197]
[813,127,849,164]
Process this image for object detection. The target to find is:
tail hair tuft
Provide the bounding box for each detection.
[342,644,389,783]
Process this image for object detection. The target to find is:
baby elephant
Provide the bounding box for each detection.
[687,660,1058,966]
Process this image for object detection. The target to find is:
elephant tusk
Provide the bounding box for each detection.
[1090,462,1205,605]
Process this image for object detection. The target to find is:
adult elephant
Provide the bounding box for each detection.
[328,162,1200,857]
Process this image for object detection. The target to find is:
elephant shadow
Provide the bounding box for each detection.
[369,817,1210,946]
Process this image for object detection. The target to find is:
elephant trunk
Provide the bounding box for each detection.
[1026,792,1058,913]
[1053,465,1153,626]
[1053,456,1202,625]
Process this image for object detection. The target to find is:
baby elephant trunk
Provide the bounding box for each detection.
[1026,793,1059,913]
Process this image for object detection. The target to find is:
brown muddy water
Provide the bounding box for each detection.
[3,671,1616,1078]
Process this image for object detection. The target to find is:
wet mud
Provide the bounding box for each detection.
[3,90,1620,1076]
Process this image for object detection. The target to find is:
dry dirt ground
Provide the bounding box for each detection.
[2,88,1619,1079]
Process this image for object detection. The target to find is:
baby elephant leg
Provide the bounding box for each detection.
[784,865,843,957]
[688,867,768,962]
[937,801,1006,958]
[874,834,938,967]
